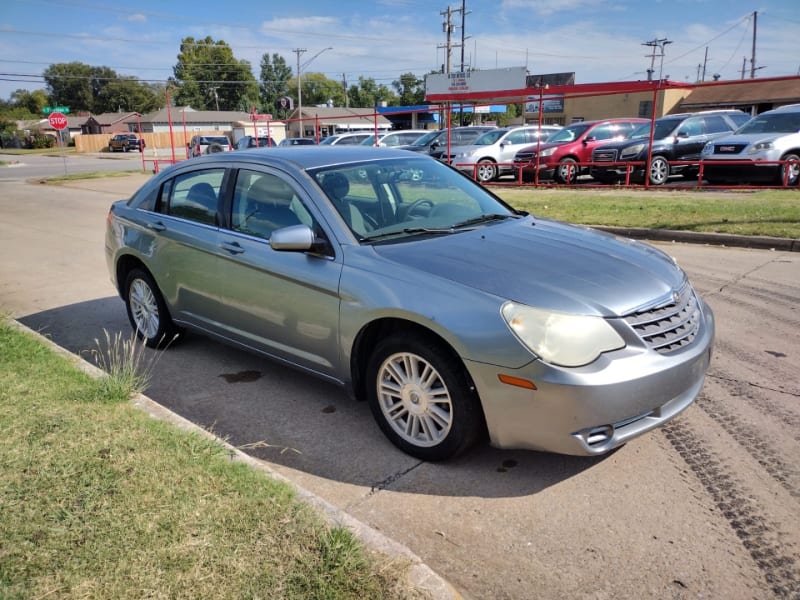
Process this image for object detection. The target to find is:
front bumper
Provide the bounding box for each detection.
[465,299,714,456]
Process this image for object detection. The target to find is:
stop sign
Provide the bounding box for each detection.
[48,112,68,130]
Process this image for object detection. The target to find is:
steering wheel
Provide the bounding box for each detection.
[405,198,434,219]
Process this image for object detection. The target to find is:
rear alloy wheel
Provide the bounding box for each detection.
[778,152,800,186]
[366,333,482,461]
[648,156,670,185]
[475,159,497,182]
[555,158,579,184]
[124,268,181,348]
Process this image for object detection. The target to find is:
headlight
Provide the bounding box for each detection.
[619,143,645,159]
[701,142,713,156]
[539,147,556,157]
[501,302,625,367]
[747,140,773,154]
[456,150,475,159]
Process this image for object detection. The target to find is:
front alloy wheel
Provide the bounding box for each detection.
[648,156,670,185]
[367,333,482,461]
[555,158,579,184]
[779,152,800,186]
[475,159,497,182]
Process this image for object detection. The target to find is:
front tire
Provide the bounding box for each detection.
[366,333,483,461]
[555,158,579,183]
[475,159,497,182]
[123,268,181,348]
[648,156,670,185]
[778,152,800,186]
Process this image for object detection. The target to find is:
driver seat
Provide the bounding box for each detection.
[320,172,370,235]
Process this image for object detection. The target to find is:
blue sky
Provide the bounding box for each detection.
[0,0,797,102]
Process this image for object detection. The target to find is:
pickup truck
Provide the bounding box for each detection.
[108,133,144,152]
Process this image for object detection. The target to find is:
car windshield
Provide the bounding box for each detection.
[319,136,338,145]
[545,123,591,143]
[629,119,683,140]
[359,135,378,146]
[472,129,508,145]
[736,112,800,134]
[204,136,229,145]
[310,156,520,242]
[408,130,442,147]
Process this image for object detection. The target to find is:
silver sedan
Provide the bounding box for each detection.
[105,147,714,461]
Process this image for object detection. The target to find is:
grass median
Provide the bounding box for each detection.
[494,187,800,239]
[0,321,421,599]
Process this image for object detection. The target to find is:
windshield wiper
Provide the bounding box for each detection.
[359,227,456,242]
[450,213,516,229]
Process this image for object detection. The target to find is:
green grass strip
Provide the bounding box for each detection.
[0,322,417,599]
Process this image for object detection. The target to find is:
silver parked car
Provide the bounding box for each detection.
[105,147,714,461]
[701,104,800,185]
[446,125,562,182]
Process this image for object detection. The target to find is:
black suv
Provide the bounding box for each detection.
[108,133,143,153]
[590,110,750,185]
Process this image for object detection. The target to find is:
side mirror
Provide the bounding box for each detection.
[270,224,330,254]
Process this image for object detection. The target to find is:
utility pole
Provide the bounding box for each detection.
[741,56,747,80]
[750,10,758,78]
[702,46,709,82]
[642,38,672,81]
[293,48,306,136]
[342,73,349,108]
[438,6,454,74]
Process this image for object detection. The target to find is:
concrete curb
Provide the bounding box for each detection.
[9,320,462,600]
[593,226,800,252]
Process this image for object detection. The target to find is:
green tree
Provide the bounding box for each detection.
[172,36,259,111]
[347,77,395,108]
[289,72,345,108]
[95,77,160,114]
[10,89,49,115]
[259,53,292,115]
[42,62,106,112]
[391,72,425,106]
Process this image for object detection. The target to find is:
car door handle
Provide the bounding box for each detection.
[220,241,245,254]
[147,221,166,232]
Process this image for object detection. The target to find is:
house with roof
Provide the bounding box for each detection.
[675,76,800,115]
[81,112,140,135]
[287,106,392,138]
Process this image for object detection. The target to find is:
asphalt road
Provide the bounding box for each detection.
[1,167,798,599]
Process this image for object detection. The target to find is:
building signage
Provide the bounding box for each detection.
[525,96,565,114]
[426,67,527,97]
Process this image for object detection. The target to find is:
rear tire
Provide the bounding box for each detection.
[123,268,182,349]
[366,333,483,461]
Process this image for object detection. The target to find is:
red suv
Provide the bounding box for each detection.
[514,118,648,183]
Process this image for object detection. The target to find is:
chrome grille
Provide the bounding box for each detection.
[515,150,536,163]
[625,285,700,354]
[593,149,618,162]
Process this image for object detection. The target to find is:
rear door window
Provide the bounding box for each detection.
[162,169,226,226]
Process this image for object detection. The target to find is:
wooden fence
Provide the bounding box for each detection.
[74,131,226,154]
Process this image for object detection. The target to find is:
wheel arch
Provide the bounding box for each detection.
[115,253,151,297]
[350,317,482,414]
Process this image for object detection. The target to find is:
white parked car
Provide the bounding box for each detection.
[359,129,430,147]
[446,125,561,182]
[319,132,374,146]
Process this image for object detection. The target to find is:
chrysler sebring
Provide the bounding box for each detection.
[105,147,714,461]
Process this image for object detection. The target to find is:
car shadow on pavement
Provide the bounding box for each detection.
[18,297,610,499]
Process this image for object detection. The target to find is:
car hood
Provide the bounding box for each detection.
[371,217,685,317]
[709,132,788,145]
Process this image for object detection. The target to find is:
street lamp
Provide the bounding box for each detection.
[295,46,332,137]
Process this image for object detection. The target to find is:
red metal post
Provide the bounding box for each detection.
[165,86,176,163]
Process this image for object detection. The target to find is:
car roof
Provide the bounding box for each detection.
[165,146,424,172]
